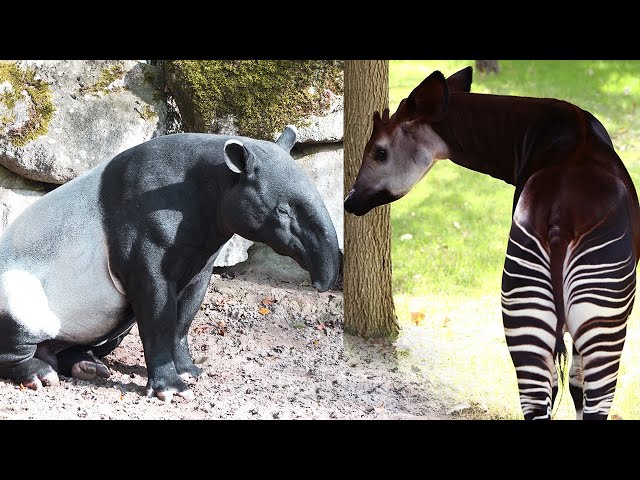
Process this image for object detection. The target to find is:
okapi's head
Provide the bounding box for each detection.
[344,66,473,216]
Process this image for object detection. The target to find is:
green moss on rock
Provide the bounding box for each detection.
[139,104,157,121]
[165,60,343,139]
[80,64,126,95]
[0,61,56,147]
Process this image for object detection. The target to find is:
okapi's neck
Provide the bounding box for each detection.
[430,92,584,187]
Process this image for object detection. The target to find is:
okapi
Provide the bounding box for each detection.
[344,66,639,420]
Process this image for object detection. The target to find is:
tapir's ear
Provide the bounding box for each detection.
[407,70,449,122]
[224,139,252,174]
[447,66,473,93]
[276,124,297,153]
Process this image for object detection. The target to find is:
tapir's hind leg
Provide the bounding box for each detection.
[57,346,111,380]
[55,325,133,380]
[0,313,59,389]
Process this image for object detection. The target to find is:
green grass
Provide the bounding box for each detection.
[390,60,640,419]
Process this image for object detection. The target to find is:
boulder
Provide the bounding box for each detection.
[0,165,51,235]
[213,234,253,267]
[291,143,344,250]
[0,60,167,184]
[165,60,343,142]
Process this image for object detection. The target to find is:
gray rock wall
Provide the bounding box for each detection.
[0,61,167,184]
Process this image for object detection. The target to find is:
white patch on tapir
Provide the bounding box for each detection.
[0,160,129,345]
[0,270,61,337]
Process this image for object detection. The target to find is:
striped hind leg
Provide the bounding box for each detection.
[502,220,559,420]
[569,344,584,419]
[564,226,635,420]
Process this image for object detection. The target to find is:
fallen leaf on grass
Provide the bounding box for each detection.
[194,356,208,365]
[19,383,26,392]
[192,326,212,335]
[410,311,425,326]
[611,414,623,420]
[119,392,124,401]
[258,307,270,315]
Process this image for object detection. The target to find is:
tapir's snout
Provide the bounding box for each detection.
[304,219,341,292]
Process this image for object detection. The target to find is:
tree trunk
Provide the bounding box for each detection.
[475,60,499,74]
[343,60,399,338]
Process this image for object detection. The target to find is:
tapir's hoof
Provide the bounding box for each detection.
[23,371,60,390]
[146,376,194,403]
[71,360,111,380]
[146,387,195,403]
[178,364,203,382]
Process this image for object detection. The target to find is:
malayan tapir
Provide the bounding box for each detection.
[0,126,340,402]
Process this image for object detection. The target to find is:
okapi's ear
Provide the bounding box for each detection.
[408,70,449,122]
[373,108,390,130]
[447,66,473,93]
[276,124,297,153]
[372,110,383,129]
[224,139,253,175]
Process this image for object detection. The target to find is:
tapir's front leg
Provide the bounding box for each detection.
[174,262,216,380]
[131,272,193,402]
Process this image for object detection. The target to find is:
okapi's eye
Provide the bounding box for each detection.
[374,147,387,162]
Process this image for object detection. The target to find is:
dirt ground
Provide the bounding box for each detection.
[0,268,453,420]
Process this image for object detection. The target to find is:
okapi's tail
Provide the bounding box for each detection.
[549,233,569,386]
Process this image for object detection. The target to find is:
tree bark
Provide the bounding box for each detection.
[343,60,399,338]
[475,60,499,74]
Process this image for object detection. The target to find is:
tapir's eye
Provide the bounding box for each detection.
[276,205,290,216]
[374,147,387,162]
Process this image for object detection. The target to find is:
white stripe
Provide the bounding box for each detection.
[584,371,618,391]
[515,365,553,377]
[520,397,550,406]
[509,237,550,268]
[505,254,551,279]
[501,295,556,309]
[513,220,551,263]
[566,231,628,274]
[584,357,621,377]
[518,387,552,395]
[503,269,553,289]
[584,391,616,403]
[569,287,635,307]
[518,378,553,388]
[564,256,633,287]
[502,307,557,329]
[580,337,626,356]
[530,413,551,420]
[502,285,554,299]
[508,344,552,357]
[573,321,628,351]
[504,327,556,347]
[567,267,636,292]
